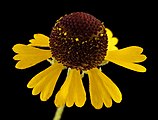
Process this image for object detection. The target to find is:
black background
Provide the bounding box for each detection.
[0,0,157,120]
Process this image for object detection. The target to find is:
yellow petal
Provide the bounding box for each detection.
[108,60,146,72]
[88,70,103,109]
[32,73,51,95]
[40,65,63,101]
[27,63,63,88]
[88,68,122,109]
[54,69,73,107]
[54,69,86,108]
[110,37,118,45]
[106,28,113,38]
[13,44,52,69]
[108,37,118,51]
[67,69,86,107]
[105,46,147,72]
[29,34,50,47]
[107,46,146,62]
[65,83,75,107]
[101,89,112,108]
[106,28,118,51]
[32,64,63,97]
[75,70,87,107]
[94,68,122,103]
[28,63,63,101]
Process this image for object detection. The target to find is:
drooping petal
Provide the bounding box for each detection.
[66,69,86,107]
[54,70,72,107]
[94,68,122,103]
[13,44,52,69]
[29,34,50,47]
[27,62,63,88]
[27,63,64,101]
[54,69,86,108]
[88,68,122,109]
[40,66,63,101]
[88,70,103,109]
[105,46,147,72]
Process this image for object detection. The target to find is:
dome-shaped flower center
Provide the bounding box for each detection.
[49,12,108,70]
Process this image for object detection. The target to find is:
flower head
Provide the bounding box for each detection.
[13,12,147,109]
[50,12,108,70]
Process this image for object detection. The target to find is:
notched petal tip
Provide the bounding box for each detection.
[27,82,33,88]
[54,69,86,108]
[93,104,103,109]
[29,34,50,47]
[15,63,28,69]
[54,92,66,107]
[75,102,85,108]
[13,55,20,60]
[114,94,122,103]
[33,33,49,39]
[12,45,52,69]
[138,66,147,72]
[12,44,24,53]
[28,63,64,102]
[105,102,112,108]
[40,93,49,101]
[105,46,147,72]
[88,68,122,108]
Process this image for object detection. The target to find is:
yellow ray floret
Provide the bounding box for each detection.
[55,69,86,107]
[105,46,147,72]
[106,28,118,51]
[27,62,64,101]
[87,68,122,109]
[106,28,113,38]
[29,34,50,47]
[12,44,52,69]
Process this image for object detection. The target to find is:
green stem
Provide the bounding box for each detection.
[53,105,65,120]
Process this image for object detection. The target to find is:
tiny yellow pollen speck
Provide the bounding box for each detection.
[75,38,79,41]
[100,33,104,36]
[95,37,99,40]
[64,32,67,36]
[58,28,62,31]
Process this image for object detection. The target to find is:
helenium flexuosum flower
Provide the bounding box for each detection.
[12,12,147,109]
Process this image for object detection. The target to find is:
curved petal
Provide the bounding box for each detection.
[27,63,64,101]
[54,69,86,107]
[29,34,50,47]
[105,46,147,72]
[88,68,121,109]
[13,44,52,69]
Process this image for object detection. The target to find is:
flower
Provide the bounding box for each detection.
[12,12,147,109]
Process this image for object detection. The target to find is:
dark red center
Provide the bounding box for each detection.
[49,12,108,70]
